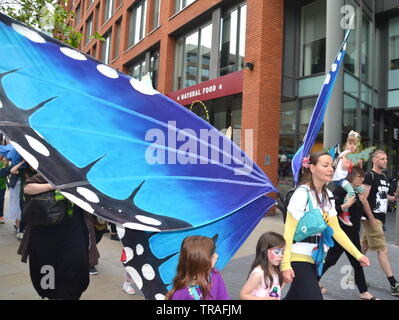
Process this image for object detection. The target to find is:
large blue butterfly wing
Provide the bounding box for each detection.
[0,14,276,231]
[119,195,276,300]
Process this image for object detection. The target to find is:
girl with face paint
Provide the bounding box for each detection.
[240,232,285,300]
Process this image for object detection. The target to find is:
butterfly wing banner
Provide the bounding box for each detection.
[291,21,353,184]
[0,13,277,299]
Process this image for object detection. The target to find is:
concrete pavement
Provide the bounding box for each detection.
[1,199,398,300]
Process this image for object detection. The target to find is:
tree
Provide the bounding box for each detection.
[0,0,103,48]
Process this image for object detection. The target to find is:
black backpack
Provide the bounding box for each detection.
[276,187,297,223]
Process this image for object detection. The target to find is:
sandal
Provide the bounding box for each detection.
[360,295,380,300]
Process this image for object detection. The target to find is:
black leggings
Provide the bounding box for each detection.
[319,228,367,294]
[284,261,323,300]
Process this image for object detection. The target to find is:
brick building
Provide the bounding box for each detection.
[68,0,399,188]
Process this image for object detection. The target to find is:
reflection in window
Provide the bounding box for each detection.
[114,20,121,60]
[101,31,112,64]
[343,94,357,134]
[361,14,372,85]
[150,51,159,89]
[361,103,370,140]
[175,0,195,13]
[344,0,358,75]
[299,97,317,134]
[85,15,93,44]
[301,0,326,76]
[219,4,246,76]
[127,59,146,81]
[75,5,81,26]
[153,0,161,29]
[389,17,399,91]
[128,0,147,48]
[104,0,114,23]
[280,100,297,134]
[174,23,212,90]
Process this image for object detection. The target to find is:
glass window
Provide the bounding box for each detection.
[344,72,359,97]
[343,94,357,134]
[75,5,81,26]
[280,100,297,134]
[175,0,195,13]
[299,97,317,134]
[104,0,114,23]
[127,59,146,81]
[389,17,399,90]
[114,20,121,59]
[174,23,212,90]
[219,4,247,76]
[361,14,372,85]
[150,51,159,89]
[85,15,93,44]
[361,102,370,139]
[101,31,112,64]
[344,0,359,75]
[153,0,161,29]
[199,24,212,83]
[301,0,326,77]
[128,0,147,48]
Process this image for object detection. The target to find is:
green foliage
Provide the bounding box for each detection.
[0,0,83,48]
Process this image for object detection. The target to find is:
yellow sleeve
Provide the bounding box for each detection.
[329,215,363,261]
[280,211,299,272]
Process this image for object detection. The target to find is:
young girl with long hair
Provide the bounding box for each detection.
[281,152,370,300]
[165,235,229,300]
[240,232,285,300]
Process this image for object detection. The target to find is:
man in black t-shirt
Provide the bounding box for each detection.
[361,150,399,296]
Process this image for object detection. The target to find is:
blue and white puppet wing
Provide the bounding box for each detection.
[291,24,352,184]
[0,13,276,232]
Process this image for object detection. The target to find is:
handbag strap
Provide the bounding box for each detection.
[298,186,314,211]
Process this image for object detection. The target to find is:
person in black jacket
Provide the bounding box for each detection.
[318,167,378,300]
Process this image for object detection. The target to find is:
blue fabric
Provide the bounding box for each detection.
[0,144,21,165]
[311,225,334,276]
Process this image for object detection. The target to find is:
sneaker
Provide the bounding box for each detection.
[391,283,399,296]
[89,267,98,275]
[122,281,136,295]
[0,217,4,224]
[110,233,119,241]
[361,216,367,221]
[338,212,353,227]
[16,232,23,240]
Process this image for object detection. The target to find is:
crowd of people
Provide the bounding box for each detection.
[1,130,399,300]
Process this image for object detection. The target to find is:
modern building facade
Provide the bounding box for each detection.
[68,0,399,188]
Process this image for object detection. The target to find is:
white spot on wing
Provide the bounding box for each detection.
[116,225,125,239]
[135,215,162,226]
[142,264,155,280]
[155,293,165,300]
[324,73,331,84]
[96,64,119,79]
[60,192,94,213]
[10,141,39,169]
[125,266,143,289]
[60,47,87,60]
[123,247,134,263]
[129,78,158,95]
[12,23,46,43]
[122,222,160,232]
[76,187,100,203]
[136,244,144,255]
[25,135,50,156]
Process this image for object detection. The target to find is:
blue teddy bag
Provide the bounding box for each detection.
[294,188,327,242]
